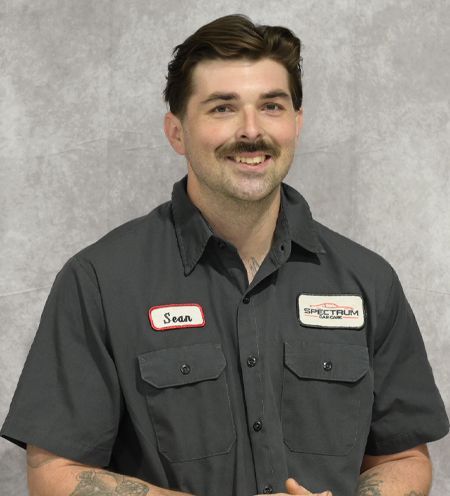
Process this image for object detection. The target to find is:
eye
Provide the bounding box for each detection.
[263,103,283,111]
[211,105,233,113]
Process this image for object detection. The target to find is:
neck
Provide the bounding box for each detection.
[187,181,282,283]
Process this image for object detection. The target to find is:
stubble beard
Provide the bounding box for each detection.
[220,168,284,206]
[201,154,293,213]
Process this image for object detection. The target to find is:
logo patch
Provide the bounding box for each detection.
[298,294,365,329]
[149,303,206,331]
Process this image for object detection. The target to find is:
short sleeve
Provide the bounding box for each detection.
[0,256,123,467]
[365,268,449,455]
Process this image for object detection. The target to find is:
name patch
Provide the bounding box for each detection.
[298,294,365,329]
[149,303,206,331]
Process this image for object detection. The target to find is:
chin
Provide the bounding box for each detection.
[226,184,280,203]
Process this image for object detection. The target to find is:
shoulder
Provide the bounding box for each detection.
[314,220,396,288]
[69,200,174,274]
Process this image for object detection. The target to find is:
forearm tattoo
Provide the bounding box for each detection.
[356,472,426,496]
[70,470,149,495]
[356,472,383,495]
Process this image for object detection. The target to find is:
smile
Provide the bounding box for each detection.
[227,154,271,165]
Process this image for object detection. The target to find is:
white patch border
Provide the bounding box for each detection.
[297,293,365,330]
[149,303,206,331]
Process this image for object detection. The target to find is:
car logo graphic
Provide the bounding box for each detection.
[310,302,354,310]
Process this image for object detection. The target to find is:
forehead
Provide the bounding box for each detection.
[189,58,291,100]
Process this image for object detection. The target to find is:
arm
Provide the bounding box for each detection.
[27,445,192,496]
[357,444,432,496]
[259,444,431,496]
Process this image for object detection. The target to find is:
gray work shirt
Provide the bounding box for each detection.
[2,176,449,496]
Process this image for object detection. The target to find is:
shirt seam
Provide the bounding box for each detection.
[373,265,398,352]
[71,255,109,341]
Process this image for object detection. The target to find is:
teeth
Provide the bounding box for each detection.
[233,155,267,164]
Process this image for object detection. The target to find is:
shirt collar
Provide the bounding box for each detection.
[171,176,325,275]
[279,182,326,255]
[171,176,214,275]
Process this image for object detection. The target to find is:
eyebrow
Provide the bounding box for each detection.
[200,89,291,106]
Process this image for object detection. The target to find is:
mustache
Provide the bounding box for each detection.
[217,140,281,159]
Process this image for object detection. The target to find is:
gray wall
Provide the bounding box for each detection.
[1,0,449,493]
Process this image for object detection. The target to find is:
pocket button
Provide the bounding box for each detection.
[180,363,191,375]
[323,361,333,371]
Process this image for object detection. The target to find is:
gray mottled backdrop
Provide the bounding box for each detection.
[1,1,449,493]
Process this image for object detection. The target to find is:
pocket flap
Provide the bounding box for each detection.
[285,341,369,382]
[138,343,226,388]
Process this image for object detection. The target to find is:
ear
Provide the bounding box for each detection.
[164,112,186,155]
[295,108,303,141]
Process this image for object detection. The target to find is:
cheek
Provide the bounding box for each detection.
[185,131,213,154]
[196,128,229,152]
[283,122,299,141]
[267,121,298,144]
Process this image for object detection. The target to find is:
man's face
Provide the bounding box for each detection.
[165,58,303,204]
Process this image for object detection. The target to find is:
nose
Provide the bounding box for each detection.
[235,107,263,141]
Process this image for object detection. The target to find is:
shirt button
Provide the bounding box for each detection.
[243,296,250,304]
[253,420,263,431]
[180,363,191,375]
[263,485,273,494]
[247,356,257,367]
[323,361,333,371]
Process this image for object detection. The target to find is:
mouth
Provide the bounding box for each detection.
[226,154,272,167]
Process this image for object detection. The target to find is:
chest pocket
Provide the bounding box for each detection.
[282,341,370,456]
[138,343,236,462]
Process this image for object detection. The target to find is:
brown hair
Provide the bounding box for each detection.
[163,14,303,120]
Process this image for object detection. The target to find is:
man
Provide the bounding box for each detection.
[1,14,448,496]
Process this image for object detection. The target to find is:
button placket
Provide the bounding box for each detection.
[237,289,276,492]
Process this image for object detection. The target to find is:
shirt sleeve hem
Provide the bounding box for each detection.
[0,426,112,467]
[365,419,450,456]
